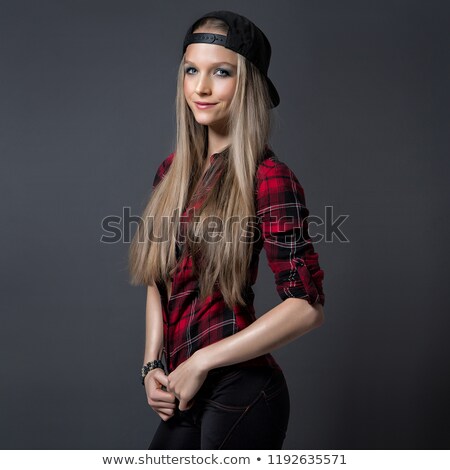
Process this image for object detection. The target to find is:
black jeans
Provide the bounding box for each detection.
[148,365,290,450]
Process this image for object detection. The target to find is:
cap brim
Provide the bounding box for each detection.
[266,76,280,108]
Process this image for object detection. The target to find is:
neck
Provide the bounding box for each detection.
[207,124,230,157]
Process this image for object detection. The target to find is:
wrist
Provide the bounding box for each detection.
[193,348,213,373]
[143,357,161,366]
[144,350,163,364]
[141,359,165,385]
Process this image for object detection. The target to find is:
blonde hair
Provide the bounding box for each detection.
[128,17,274,309]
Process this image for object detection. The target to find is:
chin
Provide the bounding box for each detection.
[193,117,214,126]
[192,114,221,126]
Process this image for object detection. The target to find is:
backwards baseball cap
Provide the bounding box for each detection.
[182,10,280,108]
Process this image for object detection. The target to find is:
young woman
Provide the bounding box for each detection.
[129,10,326,450]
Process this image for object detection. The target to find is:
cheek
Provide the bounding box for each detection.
[183,79,193,98]
[216,79,237,102]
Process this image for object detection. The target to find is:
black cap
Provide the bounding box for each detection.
[182,10,280,108]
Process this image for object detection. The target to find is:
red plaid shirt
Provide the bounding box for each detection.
[151,146,325,374]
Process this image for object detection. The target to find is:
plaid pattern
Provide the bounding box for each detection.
[151,146,325,373]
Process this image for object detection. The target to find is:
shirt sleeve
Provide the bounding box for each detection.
[256,160,325,306]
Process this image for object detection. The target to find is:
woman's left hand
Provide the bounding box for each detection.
[167,351,209,411]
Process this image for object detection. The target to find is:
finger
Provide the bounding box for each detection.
[146,376,173,393]
[152,406,176,416]
[181,398,195,410]
[153,371,169,388]
[147,369,168,386]
[178,399,190,411]
[148,398,177,409]
[158,412,175,421]
[156,407,176,416]
[185,398,195,409]
[147,397,177,409]
[151,388,177,402]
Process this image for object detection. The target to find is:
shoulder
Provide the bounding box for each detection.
[255,151,305,199]
[152,152,175,189]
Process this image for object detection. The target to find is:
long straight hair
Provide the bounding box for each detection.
[129,17,273,309]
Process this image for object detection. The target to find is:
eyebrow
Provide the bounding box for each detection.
[184,60,237,68]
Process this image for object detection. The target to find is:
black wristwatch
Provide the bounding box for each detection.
[141,359,165,385]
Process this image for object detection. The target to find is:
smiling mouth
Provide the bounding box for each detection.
[194,102,218,109]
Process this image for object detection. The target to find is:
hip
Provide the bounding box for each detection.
[192,364,289,412]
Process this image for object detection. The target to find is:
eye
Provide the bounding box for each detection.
[215,68,230,77]
[184,66,196,75]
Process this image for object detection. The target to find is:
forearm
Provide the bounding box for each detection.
[143,284,164,363]
[195,298,325,371]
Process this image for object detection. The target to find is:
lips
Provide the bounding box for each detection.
[194,101,218,109]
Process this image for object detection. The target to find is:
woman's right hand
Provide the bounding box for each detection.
[144,367,177,421]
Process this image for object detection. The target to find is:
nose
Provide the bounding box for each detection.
[194,73,211,96]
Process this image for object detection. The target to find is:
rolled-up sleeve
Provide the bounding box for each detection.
[256,161,325,306]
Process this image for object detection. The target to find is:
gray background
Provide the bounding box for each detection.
[1,0,449,449]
